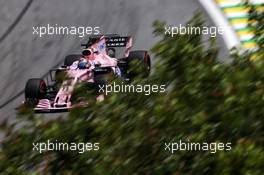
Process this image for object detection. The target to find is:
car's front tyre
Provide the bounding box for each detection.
[25,78,47,106]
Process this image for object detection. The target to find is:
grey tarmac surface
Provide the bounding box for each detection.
[0,0,229,122]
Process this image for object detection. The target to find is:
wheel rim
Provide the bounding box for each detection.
[39,80,47,97]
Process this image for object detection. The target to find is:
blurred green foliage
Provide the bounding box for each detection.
[247,0,264,61]
[0,13,263,175]
[247,0,264,49]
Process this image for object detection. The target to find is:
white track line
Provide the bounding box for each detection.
[199,0,240,49]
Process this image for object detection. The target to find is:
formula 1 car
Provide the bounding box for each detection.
[24,34,151,112]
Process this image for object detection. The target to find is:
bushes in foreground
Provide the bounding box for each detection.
[0,14,263,175]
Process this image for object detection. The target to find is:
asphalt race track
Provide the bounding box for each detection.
[0,0,229,122]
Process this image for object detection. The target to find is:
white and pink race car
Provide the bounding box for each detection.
[24,34,151,112]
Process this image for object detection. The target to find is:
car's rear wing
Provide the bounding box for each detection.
[81,34,132,48]
[105,36,130,47]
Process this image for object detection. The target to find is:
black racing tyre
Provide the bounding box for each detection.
[128,50,151,78]
[25,78,47,100]
[64,54,82,66]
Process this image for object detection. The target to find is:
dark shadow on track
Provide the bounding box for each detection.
[0,0,34,109]
[0,0,33,43]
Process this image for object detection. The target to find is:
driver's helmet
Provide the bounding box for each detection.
[78,59,88,69]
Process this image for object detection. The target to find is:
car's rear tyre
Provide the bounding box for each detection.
[128,50,151,78]
[64,54,82,66]
[25,78,47,105]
